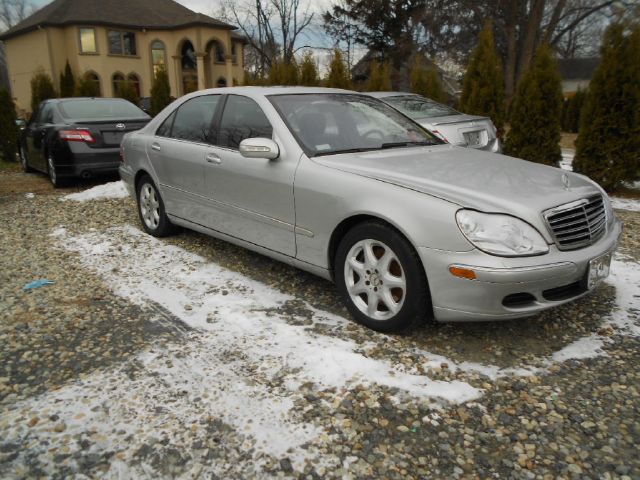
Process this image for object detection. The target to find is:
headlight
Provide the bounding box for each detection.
[456,210,549,257]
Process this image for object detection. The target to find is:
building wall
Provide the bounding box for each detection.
[4,24,245,112]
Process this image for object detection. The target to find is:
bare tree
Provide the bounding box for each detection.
[1,0,34,31]
[220,0,314,76]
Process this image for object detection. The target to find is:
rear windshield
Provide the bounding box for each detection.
[384,95,459,119]
[58,99,148,120]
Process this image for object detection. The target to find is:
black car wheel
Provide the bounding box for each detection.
[19,146,34,173]
[136,175,177,237]
[47,152,65,188]
[335,221,431,332]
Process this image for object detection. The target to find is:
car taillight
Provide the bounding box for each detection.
[431,130,449,143]
[59,129,95,143]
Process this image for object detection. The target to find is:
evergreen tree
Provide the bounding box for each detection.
[75,73,101,97]
[150,67,172,116]
[0,88,19,162]
[116,78,140,106]
[30,69,57,112]
[299,51,320,86]
[325,49,352,89]
[366,59,391,91]
[268,59,298,85]
[561,87,587,133]
[59,61,75,98]
[411,56,447,103]
[573,23,640,190]
[459,21,506,137]
[503,44,563,165]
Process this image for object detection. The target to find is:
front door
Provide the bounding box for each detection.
[147,95,221,224]
[202,94,298,257]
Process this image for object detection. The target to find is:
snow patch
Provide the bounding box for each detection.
[61,181,128,202]
[551,335,607,362]
[611,197,640,213]
[25,192,35,199]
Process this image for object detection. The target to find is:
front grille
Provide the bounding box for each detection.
[544,194,607,251]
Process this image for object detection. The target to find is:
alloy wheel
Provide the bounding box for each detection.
[343,239,406,321]
[140,183,161,230]
[47,154,57,185]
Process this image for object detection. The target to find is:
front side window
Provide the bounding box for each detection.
[79,28,97,53]
[269,93,441,157]
[108,30,137,56]
[170,95,221,143]
[218,95,273,150]
[384,95,458,120]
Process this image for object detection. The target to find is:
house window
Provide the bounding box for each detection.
[151,41,167,76]
[79,28,97,53]
[209,40,225,63]
[231,42,238,64]
[108,30,137,56]
[128,73,141,97]
[112,73,125,95]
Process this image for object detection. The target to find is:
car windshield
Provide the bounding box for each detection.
[58,99,148,120]
[384,95,459,119]
[269,93,442,157]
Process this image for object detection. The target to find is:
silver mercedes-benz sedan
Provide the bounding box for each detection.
[119,87,621,332]
[366,91,501,153]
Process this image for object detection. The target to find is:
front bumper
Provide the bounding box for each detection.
[421,218,623,322]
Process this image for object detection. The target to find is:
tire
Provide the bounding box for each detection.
[136,175,177,237]
[19,146,34,173]
[47,151,66,188]
[335,221,431,332]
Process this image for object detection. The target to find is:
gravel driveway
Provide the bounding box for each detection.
[1,171,639,479]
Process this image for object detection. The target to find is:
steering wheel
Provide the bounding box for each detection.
[363,129,385,141]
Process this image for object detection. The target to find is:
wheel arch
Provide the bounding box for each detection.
[134,169,153,191]
[327,213,425,282]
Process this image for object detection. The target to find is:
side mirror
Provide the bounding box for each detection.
[239,137,279,160]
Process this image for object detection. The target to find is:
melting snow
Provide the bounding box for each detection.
[61,180,128,202]
[611,197,640,213]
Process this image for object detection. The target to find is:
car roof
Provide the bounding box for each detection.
[191,86,357,97]
[365,91,419,99]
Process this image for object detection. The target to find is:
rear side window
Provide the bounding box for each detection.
[156,111,175,137]
[170,95,220,143]
[218,95,273,149]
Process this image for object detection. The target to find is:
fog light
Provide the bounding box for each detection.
[449,266,476,280]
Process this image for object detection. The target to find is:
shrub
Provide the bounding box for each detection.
[299,51,320,86]
[115,78,140,106]
[410,56,447,103]
[573,24,640,190]
[459,21,506,137]
[503,44,563,166]
[325,49,352,89]
[59,61,75,98]
[0,88,19,161]
[366,59,391,91]
[75,73,101,97]
[150,66,172,116]
[30,68,57,112]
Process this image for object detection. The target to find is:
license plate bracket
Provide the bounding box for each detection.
[587,251,612,289]
[464,130,482,147]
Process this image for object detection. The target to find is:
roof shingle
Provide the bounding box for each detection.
[0,0,236,41]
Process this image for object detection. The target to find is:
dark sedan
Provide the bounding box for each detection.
[20,98,150,187]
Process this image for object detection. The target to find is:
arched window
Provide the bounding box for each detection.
[208,40,225,64]
[83,71,101,96]
[128,73,141,97]
[216,77,227,88]
[112,72,125,96]
[151,40,166,76]
[181,40,198,94]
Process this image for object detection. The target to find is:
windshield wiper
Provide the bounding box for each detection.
[379,141,435,149]
[314,147,379,157]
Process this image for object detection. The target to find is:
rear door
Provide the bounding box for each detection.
[25,103,53,170]
[147,95,222,224]
[201,94,297,257]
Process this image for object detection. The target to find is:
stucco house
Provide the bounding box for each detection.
[0,0,246,112]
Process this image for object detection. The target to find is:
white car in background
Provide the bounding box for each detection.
[367,92,501,153]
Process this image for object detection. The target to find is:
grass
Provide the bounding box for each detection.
[0,156,21,173]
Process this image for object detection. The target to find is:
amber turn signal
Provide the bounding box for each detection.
[449,266,477,280]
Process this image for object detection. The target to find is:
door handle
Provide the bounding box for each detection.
[151,143,161,151]
[205,153,222,165]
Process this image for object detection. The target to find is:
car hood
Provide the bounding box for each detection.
[313,145,601,234]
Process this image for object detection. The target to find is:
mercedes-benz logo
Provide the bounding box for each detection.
[115,123,126,130]
[561,173,571,190]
